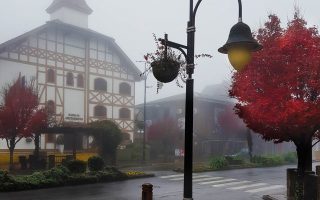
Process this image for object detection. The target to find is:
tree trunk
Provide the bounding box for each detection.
[111,151,117,166]
[246,128,253,162]
[9,139,15,171]
[34,133,40,159]
[295,138,312,200]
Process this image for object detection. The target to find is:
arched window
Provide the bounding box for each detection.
[94,105,107,117]
[47,69,55,83]
[47,100,55,115]
[119,108,130,119]
[77,74,84,88]
[94,78,107,91]
[119,82,131,96]
[66,72,74,86]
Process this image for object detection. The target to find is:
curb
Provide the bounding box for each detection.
[262,195,280,200]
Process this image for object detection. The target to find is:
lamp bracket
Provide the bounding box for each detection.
[158,34,188,61]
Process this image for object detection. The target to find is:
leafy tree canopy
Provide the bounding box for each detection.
[230,12,320,144]
[89,120,122,159]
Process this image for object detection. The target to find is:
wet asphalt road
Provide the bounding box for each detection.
[0,163,311,200]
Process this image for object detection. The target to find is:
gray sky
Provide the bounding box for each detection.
[0,0,319,104]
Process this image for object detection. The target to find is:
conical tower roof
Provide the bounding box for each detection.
[46,0,93,14]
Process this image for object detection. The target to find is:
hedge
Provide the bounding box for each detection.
[0,166,153,192]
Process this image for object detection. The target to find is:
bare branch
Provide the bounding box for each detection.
[14,137,23,146]
[312,139,320,147]
[5,139,9,149]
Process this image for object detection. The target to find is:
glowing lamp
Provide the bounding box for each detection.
[219,22,262,71]
[227,47,251,71]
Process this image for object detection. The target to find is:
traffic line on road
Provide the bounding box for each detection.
[193,177,223,183]
[159,174,183,179]
[245,185,285,193]
[212,180,251,187]
[199,178,237,185]
[228,183,268,190]
[170,175,210,181]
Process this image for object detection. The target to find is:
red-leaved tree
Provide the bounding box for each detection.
[147,117,181,161]
[230,12,320,198]
[0,77,47,170]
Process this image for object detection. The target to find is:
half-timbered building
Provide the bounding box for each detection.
[0,0,141,153]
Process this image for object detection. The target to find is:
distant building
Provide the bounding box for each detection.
[136,92,295,160]
[0,0,141,153]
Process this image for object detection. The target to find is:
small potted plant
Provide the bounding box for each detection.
[144,34,185,84]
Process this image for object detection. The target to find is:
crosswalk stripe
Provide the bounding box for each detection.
[229,183,268,190]
[212,180,251,187]
[193,177,223,183]
[170,175,210,181]
[199,178,236,185]
[245,185,285,193]
[159,174,184,179]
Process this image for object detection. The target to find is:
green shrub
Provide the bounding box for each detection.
[104,166,123,175]
[43,165,70,183]
[67,174,98,185]
[283,152,297,163]
[87,171,124,181]
[66,160,87,174]
[0,170,16,192]
[209,156,228,170]
[0,170,13,183]
[252,155,284,166]
[88,156,105,171]
[225,156,245,165]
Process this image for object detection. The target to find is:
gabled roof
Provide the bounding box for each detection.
[136,93,230,107]
[46,0,93,14]
[0,20,141,81]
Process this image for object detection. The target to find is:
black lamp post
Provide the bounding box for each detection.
[157,0,262,199]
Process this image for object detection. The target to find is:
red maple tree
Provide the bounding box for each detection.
[147,117,181,160]
[230,12,320,192]
[0,77,47,170]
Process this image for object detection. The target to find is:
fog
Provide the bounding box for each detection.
[0,0,319,104]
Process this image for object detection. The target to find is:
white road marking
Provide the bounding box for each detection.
[193,177,223,183]
[199,178,237,185]
[245,185,285,193]
[229,183,268,190]
[159,174,184,179]
[170,175,210,181]
[212,180,251,187]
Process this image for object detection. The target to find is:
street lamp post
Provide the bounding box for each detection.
[157,0,262,199]
[143,63,147,163]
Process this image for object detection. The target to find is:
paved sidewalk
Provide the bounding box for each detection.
[262,191,286,200]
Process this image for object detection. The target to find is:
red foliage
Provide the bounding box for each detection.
[0,77,47,146]
[229,13,320,143]
[147,117,180,141]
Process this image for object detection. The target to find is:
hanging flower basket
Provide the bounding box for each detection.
[151,58,180,83]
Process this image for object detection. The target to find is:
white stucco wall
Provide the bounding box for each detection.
[0,59,37,91]
[0,138,36,150]
[64,89,85,123]
[50,7,89,28]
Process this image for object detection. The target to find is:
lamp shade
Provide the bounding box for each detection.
[218,22,262,54]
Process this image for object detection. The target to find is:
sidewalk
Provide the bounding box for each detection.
[262,192,286,200]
